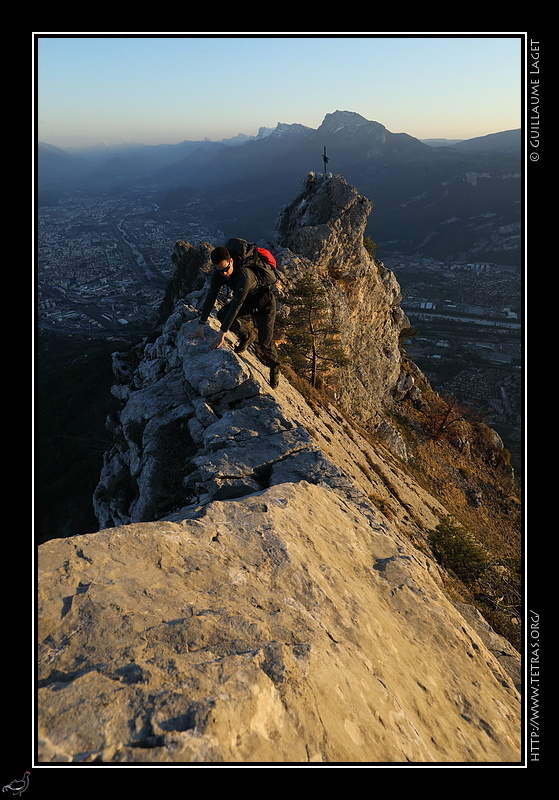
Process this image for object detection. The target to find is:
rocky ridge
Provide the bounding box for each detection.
[37,173,521,764]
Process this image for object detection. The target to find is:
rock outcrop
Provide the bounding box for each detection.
[37,173,521,764]
[276,173,407,424]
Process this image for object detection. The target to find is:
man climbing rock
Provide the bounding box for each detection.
[191,239,281,388]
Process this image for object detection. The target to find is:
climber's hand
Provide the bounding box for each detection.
[209,331,226,350]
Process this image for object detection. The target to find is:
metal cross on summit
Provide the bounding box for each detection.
[323,146,329,173]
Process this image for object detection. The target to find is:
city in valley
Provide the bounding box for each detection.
[37,191,225,337]
[36,191,522,469]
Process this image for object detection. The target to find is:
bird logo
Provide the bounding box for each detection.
[2,773,30,796]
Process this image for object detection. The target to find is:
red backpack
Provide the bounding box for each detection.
[255,247,277,270]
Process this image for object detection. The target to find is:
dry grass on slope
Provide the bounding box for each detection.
[393,387,522,651]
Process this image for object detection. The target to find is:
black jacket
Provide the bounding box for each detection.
[199,241,276,332]
[199,264,263,332]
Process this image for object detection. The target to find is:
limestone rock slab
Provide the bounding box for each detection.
[38,483,521,764]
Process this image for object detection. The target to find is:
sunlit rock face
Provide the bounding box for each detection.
[39,479,520,764]
[275,172,408,422]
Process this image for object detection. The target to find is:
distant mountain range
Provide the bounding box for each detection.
[37,110,522,264]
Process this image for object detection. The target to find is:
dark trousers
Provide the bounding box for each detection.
[218,288,280,368]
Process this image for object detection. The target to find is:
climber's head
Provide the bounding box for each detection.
[211,246,234,277]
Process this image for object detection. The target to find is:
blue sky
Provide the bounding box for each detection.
[35,34,524,149]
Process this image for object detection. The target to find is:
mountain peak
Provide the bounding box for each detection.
[319,110,375,132]
[270,121,314,138]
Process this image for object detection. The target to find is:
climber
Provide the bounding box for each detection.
[190,241,281,388]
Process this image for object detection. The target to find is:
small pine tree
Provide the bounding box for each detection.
[363,235,377,257]
[429,517,487,584]
[279,272,349,388]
